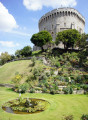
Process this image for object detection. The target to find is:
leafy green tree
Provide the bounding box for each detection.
[76,33,88,49]
[15,50,21,58]
[21,46,32,57]
[15,46,32,57]
[0,52,11,65]
[56,29,81,49]
[30,31,52,51]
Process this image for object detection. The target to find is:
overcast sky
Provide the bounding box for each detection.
[0,0,88,55]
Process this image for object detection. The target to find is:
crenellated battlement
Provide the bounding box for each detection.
[39,7,85,25]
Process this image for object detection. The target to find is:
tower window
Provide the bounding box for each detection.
[64,23,66,27]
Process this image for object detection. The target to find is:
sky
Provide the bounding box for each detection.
[0,0,88,55]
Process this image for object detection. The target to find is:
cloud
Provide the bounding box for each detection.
[0,2,18,32]
[23,0,77,11]
[0,41,20,47]
[10,31,31,36]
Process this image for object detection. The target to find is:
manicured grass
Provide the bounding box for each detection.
[0,60,45,84]
[0,87,88,120]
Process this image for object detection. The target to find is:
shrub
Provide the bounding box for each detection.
[63,87,73,94]
[50,69,54,76]
[19,83,29,93]
[31,56,36,66]
[50,89,56,95]
[55,62,60,68]
[42,87,47,93]
[30,87,35,93]
[81,114,88,120]
[64,115,74,120]
[12,74,22,87]
[33,68,40,79]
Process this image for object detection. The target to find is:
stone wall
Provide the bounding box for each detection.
[39,7,85,41]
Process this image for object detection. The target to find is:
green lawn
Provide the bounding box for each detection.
[0,87,88,120]
[0,60,45,84]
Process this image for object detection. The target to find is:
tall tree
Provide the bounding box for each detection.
[76,33,88,49]
[0,52,11,65]
[56,29,81,49]
[21,46,32,57]
[30,31,52,51]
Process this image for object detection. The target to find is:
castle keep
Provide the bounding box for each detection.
[39,7,85,41]
[34,7,85,50]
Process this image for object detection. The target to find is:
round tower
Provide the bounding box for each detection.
[39,7,85,41]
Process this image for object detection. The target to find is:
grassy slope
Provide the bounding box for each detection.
[0,60,45,84]
[0,87,88,120]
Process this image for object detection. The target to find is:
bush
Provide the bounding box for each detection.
[55,62,60,68]
[12,74,22,87]
[63,87,73,94]
[42,87,47,93]
[19,83,29,93]
[30,87,35,93]
[31,56,36,66]
[50,89,56,95]
[81,114,88,120]
[33,68,40,79]
[64,115,74,120]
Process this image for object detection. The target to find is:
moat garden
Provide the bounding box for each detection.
[0,48,88,120]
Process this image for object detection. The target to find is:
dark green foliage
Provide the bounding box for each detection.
[56,29,81,49]
[30,31,52,51]
[19,83,29,93]
[63,87,73,94]
[15,46,32,57]
[81,114,88,120]
[15,50,22,58]
[77,33,88,49]
[21,46,32,57]
[55,62,60,68]
[30,88,35,93]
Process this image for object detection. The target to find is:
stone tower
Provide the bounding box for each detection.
[33,7,85,50]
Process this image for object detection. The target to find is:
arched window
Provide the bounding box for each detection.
[71,12,73,16]
[63,11,64,16]
[65,11,67,16]
[54,13,56,17]
[60,11,62,16]
[64,23,66,27]
[68,11,70,16]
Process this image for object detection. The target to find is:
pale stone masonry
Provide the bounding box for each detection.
[33,7,85,50]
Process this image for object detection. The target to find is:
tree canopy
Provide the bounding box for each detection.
[30,31,52,51]
[0,52,11,65]
[56,29,81,49]
[15,46,32,57]
[76,33,88,49]
[21,46,32,57]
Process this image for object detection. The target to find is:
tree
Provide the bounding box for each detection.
[0,52,11,65]
[30,31,52,51]
[15,50,21,58]
[21,46,32,57]
[56,29,81,49]
[15,46,32,57]
[76,33,88,49]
